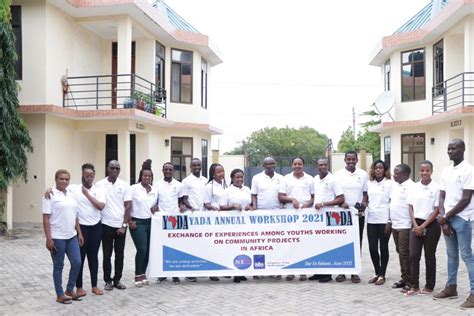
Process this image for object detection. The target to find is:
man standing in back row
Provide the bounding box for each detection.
[434,139,474,308]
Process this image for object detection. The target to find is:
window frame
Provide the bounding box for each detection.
[170,136,194,181]
[383,136,391,168]
[433,39,444,97]
[384,60,390,91]
[400,47,426,102]
[400,133,426,181]
[201,58,208,109]
[155,41,165,90]
[201,139,208,178]
[171,48,193,104]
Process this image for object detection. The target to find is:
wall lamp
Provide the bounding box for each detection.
[165,139,170,146]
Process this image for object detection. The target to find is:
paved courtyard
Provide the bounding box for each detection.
[1,225,474,315]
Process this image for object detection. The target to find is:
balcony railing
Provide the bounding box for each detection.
[63,74,167,118]
[432,72,474,114]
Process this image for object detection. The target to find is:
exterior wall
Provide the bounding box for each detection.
[12,114,46,224]
[14,0,47,105]
[218,155,245,185]
[135,38,155,84]
[330,153,372,173]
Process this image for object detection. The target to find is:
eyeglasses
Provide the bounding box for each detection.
[110,167,120,170]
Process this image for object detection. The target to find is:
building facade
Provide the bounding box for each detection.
[5,0,223,226]
[370,0,474,181]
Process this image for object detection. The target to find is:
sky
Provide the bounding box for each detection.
[164,0,430,152]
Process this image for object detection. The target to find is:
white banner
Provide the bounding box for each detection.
[148,208,361,277]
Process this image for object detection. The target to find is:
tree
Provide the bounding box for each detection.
[226,126,329,166]
[337,105,381,160]
[0,0,33,190]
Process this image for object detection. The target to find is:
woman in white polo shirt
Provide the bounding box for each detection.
[405,160,441,296]
[42,169,84,304]
[365,160,392,286]
[129,160,158,287]
[219,168,253,283]
[278,157,314,281]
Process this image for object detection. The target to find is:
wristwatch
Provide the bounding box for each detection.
[122,223,128,228]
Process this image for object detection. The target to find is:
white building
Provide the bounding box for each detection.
[370,0,474,181]
[4,0,223,227]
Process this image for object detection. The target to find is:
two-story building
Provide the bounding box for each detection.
[4,0,223,227]
[370,0,474,181]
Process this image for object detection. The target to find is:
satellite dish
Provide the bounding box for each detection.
[374,91,395,115]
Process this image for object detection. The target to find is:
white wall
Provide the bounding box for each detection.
[218,155,245,185]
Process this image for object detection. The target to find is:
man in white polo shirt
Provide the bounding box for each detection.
[334,151,368,283]
[96,160,131,291]
[182,158,207,212]
[310,157,345,283]
[250,157,284,210]
[434,139,474,308]
[154,162,185,284]
[388,163,414,293]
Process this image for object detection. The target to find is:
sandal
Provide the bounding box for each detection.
[368,275,379,284]
[374,276,385,285]
[65,291,82,301]
[134,275,143,287]
[335,274,346,282]
[56,296,72,304]
[76,288,87,297]
[299,275,307,281]
[419,288,433,295]
[286,275,295,281]
[91,287,103,295]
[404,288,420,296]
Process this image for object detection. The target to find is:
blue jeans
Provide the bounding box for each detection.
[445,216,474,293]
[51,236,81,297]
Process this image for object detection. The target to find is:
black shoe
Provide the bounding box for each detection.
[392,280,406,289]
[104,282,113,291]
[319,275,332,283]
[209,277,220,281]
[172,277,180,284]
[233,277,241,283]
[185,277,197,282]
[113,281,126,290]
[308,274,323,281]
[240,276,248,281]
[157,277,167,282]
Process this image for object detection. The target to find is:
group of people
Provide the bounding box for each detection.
[42,139,474,308]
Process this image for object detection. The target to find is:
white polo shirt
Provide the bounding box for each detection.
[313,172,344,204]
[96,177,131,228]
[42,187,78,239]
[182,174,208,211]
[204,180,227,209]
[408,180,439,220]
[440,160,474,221]
[69,184,105,226]
[250,171,283,210]
[334,167,368,207]
[389,179,415,229]
[279,172,314,209]
[154,178,185,212]
[366,178,393,224]
[130,183,158,219]
[220,185,252,207]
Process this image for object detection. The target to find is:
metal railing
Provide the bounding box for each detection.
[432,72,474,114]
[63,74,167,118]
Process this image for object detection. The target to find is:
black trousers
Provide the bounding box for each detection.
[359,215,365,249]
[367,223,390,277]
[102,224,126,284]
[409,218,441,290]
[76,222,102,288]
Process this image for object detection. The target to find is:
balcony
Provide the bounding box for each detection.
[432,72,474,114]
[63,74,167,118]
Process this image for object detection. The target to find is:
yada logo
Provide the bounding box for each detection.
[162,215,189,230]
[325,211,353,226]
[253,255,265,269]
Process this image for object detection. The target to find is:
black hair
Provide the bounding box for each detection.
[344,151,358,159]
[419,160,433,170]
[395,163,411,176]
[162,162,174,169]
[138,159,153,184]
[230,168,244,185]
[369,159,391,180]
[81,163,95,173]
[292,157,305,165]
[208,163,227,196]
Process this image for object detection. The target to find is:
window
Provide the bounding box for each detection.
[384,136,391,168]
[401,133,425,181]
[10,6,22,80]
[155,42,165,90]
[384,60,390,91]
[201,59,208,108]
[171,49,193,103]
[201,139,208,177]
[401,48,425,102]
[433,40,444,96]
[105,134,118,177]
[171,137,193,181]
